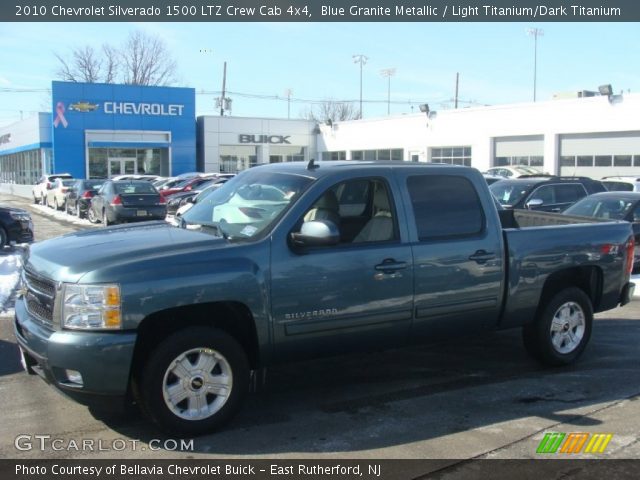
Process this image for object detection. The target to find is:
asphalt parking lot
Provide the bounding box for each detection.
[0,192,639,467]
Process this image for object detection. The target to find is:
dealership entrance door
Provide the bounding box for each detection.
[108,158,137,177]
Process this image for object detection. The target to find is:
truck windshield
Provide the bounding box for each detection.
[180,169,313,239]
[490,181,535,207]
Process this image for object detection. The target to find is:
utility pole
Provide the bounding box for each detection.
[526,28,544,102]
[380,68,396,116]
[454,72,459,109]
[352,54,368,118]
[219,61,227,116]
[284,88,293,119]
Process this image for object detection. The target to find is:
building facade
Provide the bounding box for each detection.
[0,81,196,185]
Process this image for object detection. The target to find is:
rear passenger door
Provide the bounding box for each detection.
[398,171,505,340]
[526,183,587,212]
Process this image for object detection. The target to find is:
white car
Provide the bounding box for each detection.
[484,166,544,178]
[602,176,640,193]
[45,178,76,210]
[32,173,73,205]
[212,184,290,225]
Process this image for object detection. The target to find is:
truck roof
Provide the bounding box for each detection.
[256,160,469,179]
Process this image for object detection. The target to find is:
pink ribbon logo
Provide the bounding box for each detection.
[53,102,68,128]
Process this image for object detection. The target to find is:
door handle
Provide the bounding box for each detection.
[375,259,408,273]
[468,250,496,264]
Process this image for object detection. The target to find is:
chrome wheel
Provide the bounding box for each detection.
[161,348,233,421]
[549,301,585,354]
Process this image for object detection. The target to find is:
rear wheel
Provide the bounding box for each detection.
[102,209,111,226]
[76,202,82,218]
[523,287,593,366]
[138,327,249,436]
[54,197,61,210]
[0,227,7,249]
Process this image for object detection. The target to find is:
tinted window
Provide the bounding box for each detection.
[407,175,484,240]
[114,182,157,194]
[554,184,587,203]
[603,181,634,192]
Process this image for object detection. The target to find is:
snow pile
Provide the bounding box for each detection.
[0,251,22,315]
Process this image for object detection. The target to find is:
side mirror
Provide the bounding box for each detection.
[290,220,340,248]
[187,197,195,204]
[525,198,544,209]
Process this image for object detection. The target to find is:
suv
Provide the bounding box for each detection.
[32,174,73,205]
[490,175,606,212]
[602,176,640,193]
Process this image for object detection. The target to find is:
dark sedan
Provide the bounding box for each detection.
[87,180,167,226]
[0,205,34,248]
[165,177,232,215]
[65,179,106,218]
[563,191,640,272]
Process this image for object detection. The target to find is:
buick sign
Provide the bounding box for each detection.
[239,134,291,144]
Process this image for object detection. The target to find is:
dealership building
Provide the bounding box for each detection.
[2,81,640,196]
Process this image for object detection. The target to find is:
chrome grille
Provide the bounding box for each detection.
[22,267,56,328]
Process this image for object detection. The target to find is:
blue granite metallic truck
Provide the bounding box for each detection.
[14,161,635,435]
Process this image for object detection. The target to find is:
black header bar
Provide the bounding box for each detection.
[3,1,637,22]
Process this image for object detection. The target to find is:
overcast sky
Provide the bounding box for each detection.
[1,21,639,126]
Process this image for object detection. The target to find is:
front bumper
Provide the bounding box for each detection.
[14,296,137,408]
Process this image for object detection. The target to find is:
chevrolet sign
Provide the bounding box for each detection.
[104,102,184,116]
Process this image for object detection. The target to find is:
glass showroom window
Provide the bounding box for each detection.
[220,145,258,173]
[0,149,43,184]
[351,149,404,161]
[492,154,541,168]
[322,151,346,160]
[431,146,472,166]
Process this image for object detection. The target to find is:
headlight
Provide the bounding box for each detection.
[10,212,31,221]
[62,284,121,330]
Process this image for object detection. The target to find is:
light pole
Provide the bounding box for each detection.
[380,68,396,115]
[526,27,544,102]
[352,54,368,118]
[284,88,293,119]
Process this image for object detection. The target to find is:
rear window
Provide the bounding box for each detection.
[407,175,484,240]
[61,180,75,187]
[603,181,634,192]
[490,181,535,206]
[114,183,157,194]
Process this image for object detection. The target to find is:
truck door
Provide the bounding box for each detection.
[399,171,505,340]
[269,176,414,360]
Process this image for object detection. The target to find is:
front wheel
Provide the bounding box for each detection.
[87,206,98,224]
[523,287,593,366]
[138,327,249,436]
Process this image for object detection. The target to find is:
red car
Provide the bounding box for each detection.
[159,175,233,198]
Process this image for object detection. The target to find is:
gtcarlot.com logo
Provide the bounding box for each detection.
[536,432,613,454]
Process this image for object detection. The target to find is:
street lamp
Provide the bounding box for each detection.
[380,68,396,115]
[352,54,368,118]
[526,27,544,102]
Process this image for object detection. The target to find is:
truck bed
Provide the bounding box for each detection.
[498,209,605,229]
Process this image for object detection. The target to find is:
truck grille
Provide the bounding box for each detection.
[22,267,56,328]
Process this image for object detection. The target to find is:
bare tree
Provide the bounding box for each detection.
[304,100,361,123]
[54,30,177,86]
[55,46,103,83]
[120,31,177,86]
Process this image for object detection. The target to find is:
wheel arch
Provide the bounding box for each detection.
[130,301,262,382]
[536,266,603,319]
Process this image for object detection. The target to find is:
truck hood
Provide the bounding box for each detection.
[26,221,227,282]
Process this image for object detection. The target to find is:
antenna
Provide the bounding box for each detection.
[307,158,318,170]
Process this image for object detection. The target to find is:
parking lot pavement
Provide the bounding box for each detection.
[0,192,638,463]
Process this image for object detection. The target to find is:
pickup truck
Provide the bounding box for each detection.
[14,161,635,435]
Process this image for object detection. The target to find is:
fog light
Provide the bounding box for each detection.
[64,369,83,386]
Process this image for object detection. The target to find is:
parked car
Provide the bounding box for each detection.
[564,191,640,273]
[483,174,503,185]
[0,205,33,248]
[489,176,606,212]
[45,178,76,210]
[87,180,167,226]
[166,177,233,215]
[65,179,106,218]
[15,162,635,435]
[601,176,640,193]
[32,173,73,205]
[160,176,217,199]
[152,177,174,189]
[484,166,543,178]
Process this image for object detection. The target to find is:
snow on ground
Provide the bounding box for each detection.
[31,203,96,227]
[0,250,23,315]
[633,274,640,298]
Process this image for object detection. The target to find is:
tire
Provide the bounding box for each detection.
[523,287,593,366]
[0,227,7,249]
[42,195,48,207]
[33,194,38,205]
[138,327,249,436]
[87,206,98,224]
[102,209,110,227]
[76,202,83,219]
[54,197,61,210]
[65,201,71,215]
